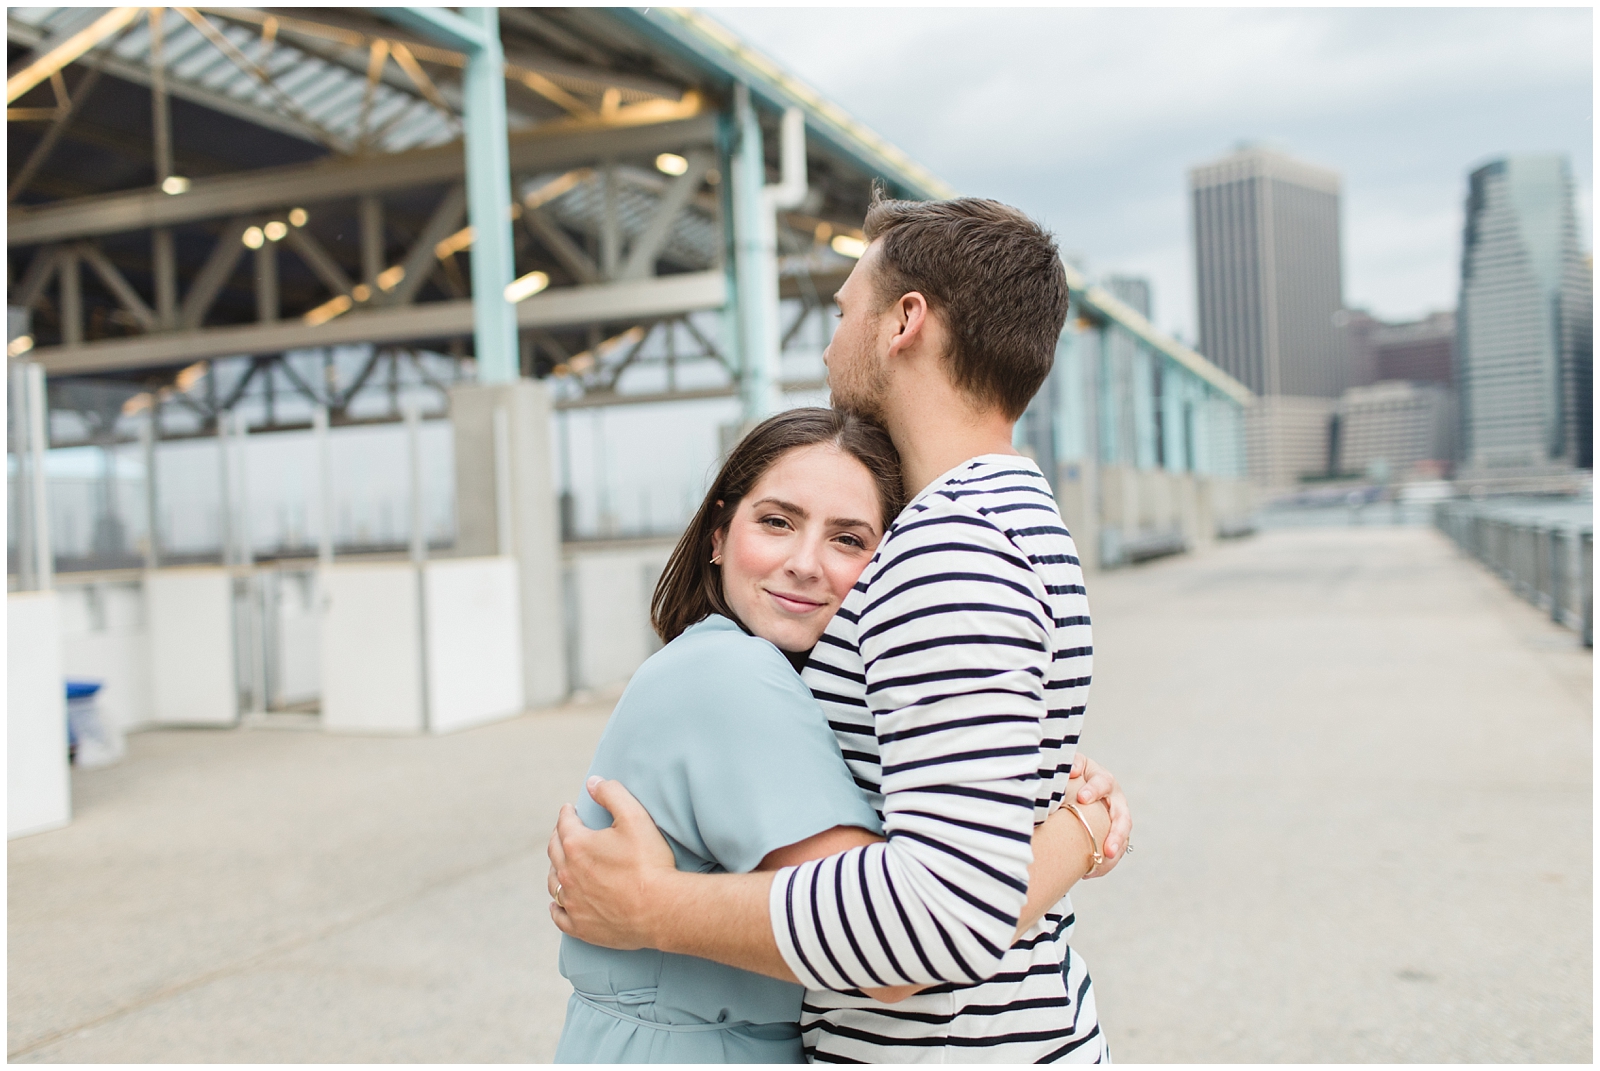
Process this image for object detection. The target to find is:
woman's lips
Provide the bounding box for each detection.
[767,589,824,614]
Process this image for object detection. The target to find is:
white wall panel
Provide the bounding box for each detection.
[146,568,237,726]
[9,592,70,838]
[423,557,524,734]
[319,562,424,734]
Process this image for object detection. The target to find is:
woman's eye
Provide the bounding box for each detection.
[760,516,791,530]
[836,534,865,549]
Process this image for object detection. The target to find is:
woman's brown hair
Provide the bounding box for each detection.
[650,407,903,644]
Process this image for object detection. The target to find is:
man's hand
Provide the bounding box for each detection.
[547,776,678,949]
[1069,753,1131,878]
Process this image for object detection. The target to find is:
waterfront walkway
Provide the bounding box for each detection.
[9,526,1591,1062]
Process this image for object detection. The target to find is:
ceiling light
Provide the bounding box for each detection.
[6,335,34,358]
[830,234,867,259]
[264,220,288,242]
[304,294,353,326]
[161,175,190,195]
[435,225,474,259]
[288,207,308,227]
[376,265,406,291]
[242,226,265,249]
[121,392,153,416]
[522,168,593,211]
[351,283,372,302]
[655,152,688,176]
[175,361,208,392]
[504,271,550,303]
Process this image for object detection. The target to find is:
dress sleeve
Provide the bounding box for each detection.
[678,641,882,874]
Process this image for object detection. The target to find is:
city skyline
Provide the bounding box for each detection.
[713,7,1593,345]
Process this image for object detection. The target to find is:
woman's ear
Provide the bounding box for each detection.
[710,525,727,562]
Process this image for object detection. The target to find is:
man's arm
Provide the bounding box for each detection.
[548,774,1111,988]
[548,778,791,979]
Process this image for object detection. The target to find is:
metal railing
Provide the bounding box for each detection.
[1435,500,1592,647]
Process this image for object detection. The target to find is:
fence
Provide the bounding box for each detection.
[1435,498,1592,647]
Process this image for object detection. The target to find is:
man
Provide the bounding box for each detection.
[550,194,1129,1062]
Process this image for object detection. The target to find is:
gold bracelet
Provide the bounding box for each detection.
[1064,802,1104,877]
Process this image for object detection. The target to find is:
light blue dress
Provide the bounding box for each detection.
[554,615,882,1064]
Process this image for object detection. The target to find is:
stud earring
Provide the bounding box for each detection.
[710,555,723,565]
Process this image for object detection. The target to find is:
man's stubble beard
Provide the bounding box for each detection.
[828,342,892,425]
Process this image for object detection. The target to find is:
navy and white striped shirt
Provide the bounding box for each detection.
[770,454,1105,1063]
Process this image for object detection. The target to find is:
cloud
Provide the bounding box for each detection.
[712,7,1592,336]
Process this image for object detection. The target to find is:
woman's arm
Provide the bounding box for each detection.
[757,825,881,871]
[1018,797,1111,937]
[1016,753,1130,936]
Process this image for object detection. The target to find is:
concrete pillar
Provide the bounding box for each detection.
[1055,461,1100,574]
[450,379,566,706]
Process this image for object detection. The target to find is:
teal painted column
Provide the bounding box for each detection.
[1097,328,1118,465]
[378,7,517,383]
[715,109,743,413]
[729,83,781,421]
[1131,342,1156,470]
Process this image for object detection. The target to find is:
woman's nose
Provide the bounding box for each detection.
[786,537,823,580]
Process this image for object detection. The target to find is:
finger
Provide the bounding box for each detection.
[1103,794,1131,858]
[1068,754,1087,781]
[549,901,576,935]
[1077,763,1113,804]
[554,802,586,853]
[548,810,574,870]
[547,863,561,902]
[587,777,653,829]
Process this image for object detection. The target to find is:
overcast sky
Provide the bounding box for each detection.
[711,6,1593,344]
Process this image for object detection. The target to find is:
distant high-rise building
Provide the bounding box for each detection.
[1343,310,1456,389]
[1458,155,1592,473]
[1190,146,1347,485]
[1331,381,1456,480]
[1190,145,1346,399]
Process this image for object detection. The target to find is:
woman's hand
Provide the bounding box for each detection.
[1069,753,1131,878]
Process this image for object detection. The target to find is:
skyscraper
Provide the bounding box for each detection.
[1457,155,1592,474]
[1190,146,1346,485]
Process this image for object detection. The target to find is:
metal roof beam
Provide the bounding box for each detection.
[6,7,143,103]
[619,150,712,281]
[6,16,334,147]
[8,112,717,246]
[28,269,725,375]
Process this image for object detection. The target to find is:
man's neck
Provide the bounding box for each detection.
[886,398,1019,498]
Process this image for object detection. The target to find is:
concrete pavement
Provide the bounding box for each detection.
[1069,525,1591,1062]
[8,526,1590,1061]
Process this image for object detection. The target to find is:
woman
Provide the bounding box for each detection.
[554,408,1108,1063]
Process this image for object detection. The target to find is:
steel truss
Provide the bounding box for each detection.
[7,6,876,440]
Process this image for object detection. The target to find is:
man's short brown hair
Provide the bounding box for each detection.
[862,192,1069,420]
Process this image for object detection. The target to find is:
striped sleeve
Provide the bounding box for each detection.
[771,505,1050,990]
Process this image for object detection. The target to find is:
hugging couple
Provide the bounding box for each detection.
[547,193,1134,1064]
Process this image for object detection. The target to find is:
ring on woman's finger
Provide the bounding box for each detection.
[555,882,565,908]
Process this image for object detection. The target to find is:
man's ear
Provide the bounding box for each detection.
[887,291,930,360]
